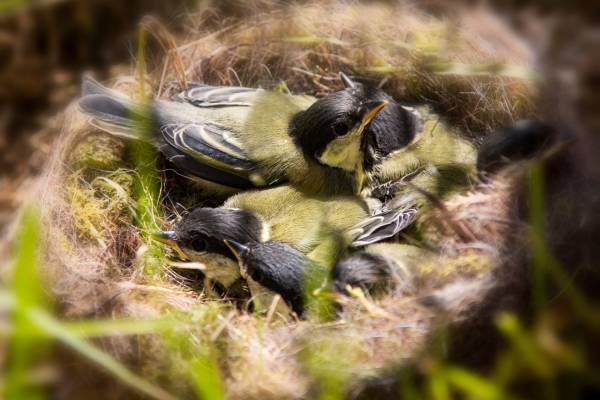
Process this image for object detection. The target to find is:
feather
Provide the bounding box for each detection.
[349,207,417,247]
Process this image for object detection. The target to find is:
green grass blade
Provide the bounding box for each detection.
[428,62,538,80]
[190,348,225,400]
[128,23,167,277]
[528,161,547,312]
[63,317,175,338]
[445,366,509,400]
[27,308,177,400]
[5,205,48,400]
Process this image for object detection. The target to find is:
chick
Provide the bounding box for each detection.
[224,240,329,318]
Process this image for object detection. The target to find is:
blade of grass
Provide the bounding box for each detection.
[496,313,552,377]
[27,308,177,400]
[445,366,509,400]
[283,35,348,47]
[0,292,177,339]
[428,62,538,80]
[5,205,49,400]
[128,23,167,277]
[528,161,547,312]
[63,317,175,338]
[190,347,225,400]
[527,162,600,327]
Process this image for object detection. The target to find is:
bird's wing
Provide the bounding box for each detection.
[177,84,264,107]
[156,139,257,189]
[161,84,310,188]
[348,207,417,247]
[159,120,266,184]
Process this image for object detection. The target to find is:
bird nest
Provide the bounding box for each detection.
[36,2,533,398]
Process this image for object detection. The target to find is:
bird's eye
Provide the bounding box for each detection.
[190,238,207,252]
[331,122,349,137]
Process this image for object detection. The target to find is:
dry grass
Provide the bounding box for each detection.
[31,1,537,398]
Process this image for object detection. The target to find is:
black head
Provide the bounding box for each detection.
[290,76,418,172]
[224,240,324,317]
[155,207,263,261]
[477,120,557,175]
[332,251,396,297]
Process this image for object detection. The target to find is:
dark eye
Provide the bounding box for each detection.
[331,121,349,137]
[190,238,207,252]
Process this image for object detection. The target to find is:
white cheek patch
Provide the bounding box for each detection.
[318,134,362,171]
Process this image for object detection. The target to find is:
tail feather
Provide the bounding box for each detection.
[81,76,134,101]
[82,76,115,96]
[80,94,142,140]
[79,77,145,140]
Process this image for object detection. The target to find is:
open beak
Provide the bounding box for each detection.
[223,239,249,264]
[360,100,388,129]
[151,230,189,261]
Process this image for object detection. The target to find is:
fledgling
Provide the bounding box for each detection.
[224,240,329,318]
[364,107,478,234]
[154,185,406,294]
[79,73,418,195]
[476,120,559,175]
[332,243,430,298]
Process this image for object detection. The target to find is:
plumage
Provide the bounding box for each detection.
[155,185,405,295]
[476,120,558,174]
[225,240,329,318]
[368,109,478,224]
[79,75,418,195]
[332,243,430,298]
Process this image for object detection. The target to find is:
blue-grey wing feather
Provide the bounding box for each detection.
[177,84,263,107]
[160,122,256,171]
[350,208,417,247]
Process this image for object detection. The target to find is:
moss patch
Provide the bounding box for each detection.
[68,133,126,171]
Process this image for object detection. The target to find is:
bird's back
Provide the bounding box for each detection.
[224,186,370,258]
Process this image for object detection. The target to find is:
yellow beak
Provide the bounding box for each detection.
[223,239,249,264]
[360,100,388,129]
[151,231,189,261]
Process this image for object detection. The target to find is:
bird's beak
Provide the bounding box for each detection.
[151,230,189,261]
[339,72,356,89]
[224,239,249,264]
[360,100,388,129]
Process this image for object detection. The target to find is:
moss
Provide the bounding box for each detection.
[64,132,136,243]
[419,251,494,280]
[68,133,126,171]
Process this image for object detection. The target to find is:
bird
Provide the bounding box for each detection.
[78,73,419,196]
[334,119,565,298]
[223,239,330,318]
[332,243,431,298]
[152,185,409,296]
[220,239,428,318]
[362,108,478,237]
[476,120,560,175]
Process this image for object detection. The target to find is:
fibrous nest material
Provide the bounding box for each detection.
[35,1,534,398]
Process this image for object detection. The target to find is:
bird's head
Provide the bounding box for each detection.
[332,251,396,297]
[152,208,264,287]
[290,73,419,193]
[224,240,316,317]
